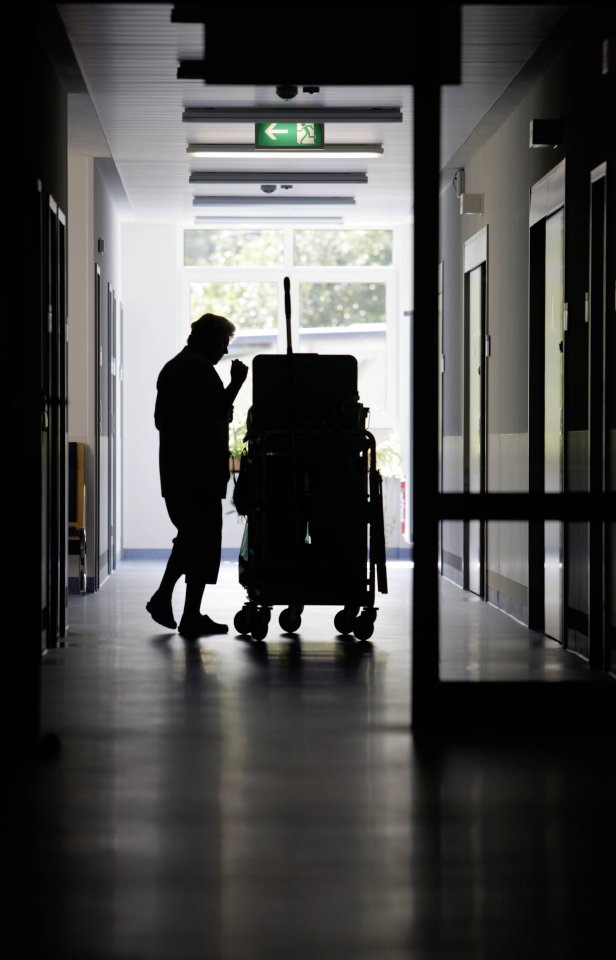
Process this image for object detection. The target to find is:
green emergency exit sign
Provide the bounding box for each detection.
[255,122,325,148]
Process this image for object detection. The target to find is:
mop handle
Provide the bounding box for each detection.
[284,276,293,354]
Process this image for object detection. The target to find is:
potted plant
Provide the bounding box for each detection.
[375,437,403,480]
[224,413,249,537]
[229,412,248,473]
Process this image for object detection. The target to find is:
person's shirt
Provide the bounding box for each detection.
[155,345,230,499]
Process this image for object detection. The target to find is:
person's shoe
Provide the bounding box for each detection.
[146,593,177,630]
[178,613,229,638]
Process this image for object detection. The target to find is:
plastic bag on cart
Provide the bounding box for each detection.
[238,524,249,586]
[232,453,252,516]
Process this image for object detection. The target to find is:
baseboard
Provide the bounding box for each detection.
[121,547,413,562]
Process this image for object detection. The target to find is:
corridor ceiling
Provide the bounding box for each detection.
[57,3,568,227]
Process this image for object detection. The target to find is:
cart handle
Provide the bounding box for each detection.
[284,276,293,354]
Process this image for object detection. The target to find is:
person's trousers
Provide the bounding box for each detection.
[164,494,223,583]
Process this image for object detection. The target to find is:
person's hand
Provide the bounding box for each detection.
[230,359,249,386]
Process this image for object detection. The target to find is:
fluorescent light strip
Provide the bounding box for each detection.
[189,171,368,184]
[182,107,402,123]
[187,143,383,159]
[193,216,345,224]
[192,196,356,206]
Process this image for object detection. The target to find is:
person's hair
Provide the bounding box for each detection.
[187,313,235,346]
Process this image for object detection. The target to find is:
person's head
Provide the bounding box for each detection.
[188,313,235,364]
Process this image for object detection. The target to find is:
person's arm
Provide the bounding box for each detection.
[224,358,249,408]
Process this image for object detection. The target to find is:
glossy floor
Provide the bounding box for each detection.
[21,562,615,959]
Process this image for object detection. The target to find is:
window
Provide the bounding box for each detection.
[294,229,392,266]
[188,279,279,429]
[183,227,396,430]
[184,229,283,266]
[299,281,387,415]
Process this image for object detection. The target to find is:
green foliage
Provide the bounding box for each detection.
[185,227,393,268]
[228,411,248,461]
[190,281,278,328]
[375,438,403,478]
[186,229,393,332]
[184,229,283,266]
[300,282,386,327]
[294,229,393,266]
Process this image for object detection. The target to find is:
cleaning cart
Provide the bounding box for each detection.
[232,278,387,641]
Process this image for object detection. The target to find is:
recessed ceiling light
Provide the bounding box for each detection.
[192,196,356,206]
[189,171,368,184]
[193,216,346,224]
[187,144,383,159]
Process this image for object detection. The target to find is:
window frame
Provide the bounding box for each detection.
[180,226,398,429]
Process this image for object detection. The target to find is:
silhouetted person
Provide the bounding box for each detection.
[147,313,248,638]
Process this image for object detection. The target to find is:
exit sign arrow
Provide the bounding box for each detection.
[264,122,289,140]
[255,122,325,148]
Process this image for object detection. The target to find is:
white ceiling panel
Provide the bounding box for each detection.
[58,3,568,226]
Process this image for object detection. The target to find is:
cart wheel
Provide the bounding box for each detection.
[279,607,302,633]
[234,607,252,635]
[353,613,374,641]
[251,608,270,641]
[334,606,358,635]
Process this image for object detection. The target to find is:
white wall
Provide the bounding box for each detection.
[122,223,180,550]
[67,155,96,572]
[68,156,94,443]
[396,223,412,513]
[121,221,412,555]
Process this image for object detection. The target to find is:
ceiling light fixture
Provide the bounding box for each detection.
[193,216,345,225]
[192,196,356,206]
[189,171,368,184]
[187,144,383,159]
[182,107,402,123]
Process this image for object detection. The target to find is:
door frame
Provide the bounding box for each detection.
[529,159,566,640]
[463,226,488,596]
